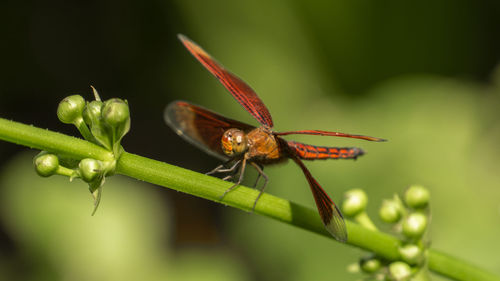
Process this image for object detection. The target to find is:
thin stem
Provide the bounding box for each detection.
[56,165,75,177]
[0,117,498,281]
[74,118,95,143]
[354,212,378,231]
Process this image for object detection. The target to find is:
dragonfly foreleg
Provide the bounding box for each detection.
[206,159,241,175]
[219,161,242,181]
[250,162,268,212]
[219,158,247,201]
[222,174,237,181]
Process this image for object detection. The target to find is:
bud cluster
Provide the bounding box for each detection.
[343,185,431,281]
[34,87,130,214]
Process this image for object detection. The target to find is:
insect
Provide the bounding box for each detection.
[165,34,386,242]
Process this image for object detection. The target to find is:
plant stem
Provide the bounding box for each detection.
[75,118,95,143]
[428,250,499,281]
[56,165,75,177]
[354,212,378,231]
[0,117,498,281]
[0,118,114,162]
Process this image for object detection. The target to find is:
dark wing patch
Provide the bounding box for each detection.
[165,101,255,160]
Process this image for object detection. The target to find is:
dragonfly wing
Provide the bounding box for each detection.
[165,101,256,160]
[277,130,387,142]
[178,34,274,128]
[290,152,347,242]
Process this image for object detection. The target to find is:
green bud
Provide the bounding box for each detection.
[342,189,368,217]
[402,212,427,239]
[404,185,430,209]
[34,152,59,177]
[102,98,130,155]
[398,244,423,265]
[82,100,103,127]
[57,95,85,124]
[346,262,360,273]
[388,261,412,281]
[359,256,382,273]
[79,158,102,183]
[102,98,130,127]
[82,100,114,149]
[379,199,403,223]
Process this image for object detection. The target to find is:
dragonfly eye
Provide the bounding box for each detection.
[221,128,248,156]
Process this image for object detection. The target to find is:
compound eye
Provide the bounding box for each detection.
[235,134,243,144]
[232,131,248,154]
[221,129,247,156]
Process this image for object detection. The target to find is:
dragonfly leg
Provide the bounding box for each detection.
[222,173,236,181]
[252,167,263,188]
[219,158,247,201]
[220,161,243,181]
[206,159,241,175]
[250,162,268,212]
[205,164,224,175]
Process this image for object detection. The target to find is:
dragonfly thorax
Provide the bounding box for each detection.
[221,128,248,157]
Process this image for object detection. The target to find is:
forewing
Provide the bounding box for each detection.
[178,34,274,128]
[290,152,347,242]
[165,101,255,160]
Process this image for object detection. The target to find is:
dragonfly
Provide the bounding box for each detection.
[165,34,386,242]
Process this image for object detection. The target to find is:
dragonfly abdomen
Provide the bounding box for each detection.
[288,141,364,160]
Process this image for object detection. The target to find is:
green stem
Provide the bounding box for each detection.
[0,117,498,281]
[354,212,378,231]
[56,165,75,177]
[429,250,499,281]
[74,118,95,143]
[0,118,114,162]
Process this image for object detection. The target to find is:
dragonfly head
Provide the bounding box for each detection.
[221,128,248,157]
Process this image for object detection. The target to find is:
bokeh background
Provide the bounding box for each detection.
[1,0,499,280]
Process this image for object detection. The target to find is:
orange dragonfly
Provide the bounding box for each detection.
[165,34,386,242]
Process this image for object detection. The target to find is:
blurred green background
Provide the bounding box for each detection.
[0,0,499,280]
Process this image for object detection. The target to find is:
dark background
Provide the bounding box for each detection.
[0,1,499,280]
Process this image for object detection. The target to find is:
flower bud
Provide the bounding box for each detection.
[102,98,130,127]
[359,256,382,273]
[388,261,412,281]
[79,158,102,183]
[102,98,130,154]
[346,262,360,273]
[342,189,368,217]
[82,100,114,149]
[57,95,85,124]
[82,100,103,127]
[34,152,59,177]
[402,212,427,239]
[379,199,403,223]
[404,185,430,209]
[398,244,423,265]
